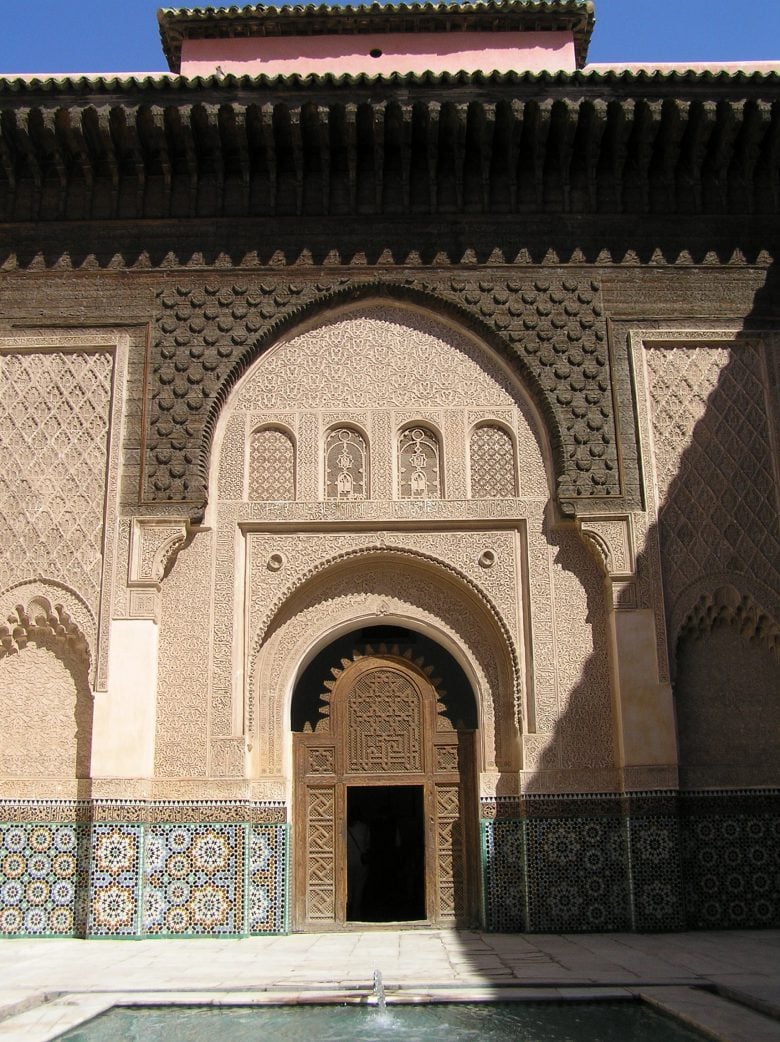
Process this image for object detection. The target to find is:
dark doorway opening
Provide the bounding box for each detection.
[346,785,425,923]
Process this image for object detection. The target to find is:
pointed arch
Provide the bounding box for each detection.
[199,280,562,503]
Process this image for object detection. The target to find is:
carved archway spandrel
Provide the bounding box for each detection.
[149,276,615,510]
[129,518,190,589]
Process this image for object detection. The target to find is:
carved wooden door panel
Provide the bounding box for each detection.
[293,653,477,931]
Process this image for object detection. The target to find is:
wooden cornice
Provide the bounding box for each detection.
[0,74,778,222]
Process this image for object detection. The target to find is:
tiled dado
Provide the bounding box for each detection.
[0,805,288,938]
[481,790,779,934]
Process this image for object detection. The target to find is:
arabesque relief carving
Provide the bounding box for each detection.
[249,557,516,789]
[148,278,614,506]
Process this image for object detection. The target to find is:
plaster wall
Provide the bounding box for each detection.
[179,31,577,78]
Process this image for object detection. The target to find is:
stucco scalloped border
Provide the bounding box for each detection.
[674,577,780,662]
[0,579,95,672]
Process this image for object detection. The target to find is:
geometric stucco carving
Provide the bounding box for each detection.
[677,584,780,660]
[129,518,190,589]
[147,275,615,507]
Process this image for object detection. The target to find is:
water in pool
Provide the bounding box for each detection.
[57,1001,707,1042]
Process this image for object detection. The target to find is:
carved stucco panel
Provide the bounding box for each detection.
[0,336,126,690]
[218,411,246,501]
[111,520,132,620]
[212,505,239,738]
[525,516,558,736]
[643,337,780,640]
[129,519,189,588]
[297,413,319,501]
[371,411,393,500]
[443,411,467,499]
[579,517,634,579]
[245,531,522,704]
[252,573,507,786]
[155,529,213,778]
[235,306,518,413]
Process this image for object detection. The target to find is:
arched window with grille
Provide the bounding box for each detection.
[469,424,517,498]
[248,426,295,500]
[325,427,369,500]
[398,426,442,499]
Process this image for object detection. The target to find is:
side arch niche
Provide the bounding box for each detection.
[0,584,94,788]
[674,583,780,789]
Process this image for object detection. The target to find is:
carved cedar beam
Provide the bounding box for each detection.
[677,99,717,213]
[59,107,95,215]
[31,107,67,220]
[90,106,120,217]
[652,99,687,213]
[343,102,357,213]
[515,99,545,212]
[1,93,780,219]
[625,99,661,214]
[137,104,172,217]
[247,102,274,214]
[219,102,250,216]
[300,101,321,215]
[702,99,740,212]
[110,105,145,219]
[476,101,494,212]
[0,129,15,218]
[569,98,606,213]
[756,99,780,212]
[5,109,42,219]
[732,99,772,213]
[550,98,579,212]
[437,101,464,212]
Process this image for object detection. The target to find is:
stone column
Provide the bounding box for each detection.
[579,515,678,792]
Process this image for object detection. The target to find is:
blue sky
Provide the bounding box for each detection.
[0,0,778,74]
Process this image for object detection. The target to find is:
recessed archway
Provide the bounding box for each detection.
[290,625,480,931]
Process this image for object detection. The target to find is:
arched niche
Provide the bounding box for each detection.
[206,298,552,519]
[674,583,780,788]
[0,587,94,788]
[247,549,521,799]
[290,625,482,929]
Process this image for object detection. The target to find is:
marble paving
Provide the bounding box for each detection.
[0,929,779,1041]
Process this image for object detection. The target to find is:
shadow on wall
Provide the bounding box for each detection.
[0,632,94,784]
[485,261,780,935]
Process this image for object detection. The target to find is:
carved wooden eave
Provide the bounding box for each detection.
[157,0,597,73]
[0,70,779,223]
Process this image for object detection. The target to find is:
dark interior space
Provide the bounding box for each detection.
[346,785,425,923]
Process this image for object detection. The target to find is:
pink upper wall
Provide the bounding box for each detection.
[179,31,577,78]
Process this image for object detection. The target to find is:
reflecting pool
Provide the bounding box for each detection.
[57,1001,707,1042]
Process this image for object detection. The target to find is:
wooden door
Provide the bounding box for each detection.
[293,652,478,930]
